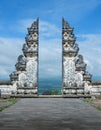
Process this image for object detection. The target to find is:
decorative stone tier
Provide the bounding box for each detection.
[16,88,37,95]
[62,87,84,95]
[22,43,38,58]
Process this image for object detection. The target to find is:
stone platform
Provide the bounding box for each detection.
[0,98,101,130]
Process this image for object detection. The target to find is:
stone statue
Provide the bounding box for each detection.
[84,71,92,81]
[75,55,86,71]
[9,71,18,81]
[15,55,26,71]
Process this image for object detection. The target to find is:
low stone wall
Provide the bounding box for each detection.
[91,86,101,96]
[0,81,17,97]
[0,85,12,97]
[0,80,101,97]
[90,81,101,96]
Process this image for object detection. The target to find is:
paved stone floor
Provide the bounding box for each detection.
[0,98,101,130]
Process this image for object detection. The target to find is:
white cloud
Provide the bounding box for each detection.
[77,34,101,76]
[0,37,24,79]
[15,19,35,33]
[44,0,101,22]
[39,21,61,38]
[18,0,101,23]
[39,39,62,78]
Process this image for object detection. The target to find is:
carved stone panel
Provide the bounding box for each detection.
[26,58,37,88]
[75,72,84,87]
[17,72,27,88]
[63,58,76,87]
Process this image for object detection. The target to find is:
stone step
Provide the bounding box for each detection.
[10,94,91,98]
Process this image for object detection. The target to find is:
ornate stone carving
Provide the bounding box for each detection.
[28,20,38,34]
[62,18,73,33]
[62,18,92,95]
[15,55,26,71]
[22,19,38,58]
[63,58,76,87]
[83,71,92,81]
[75,55,86,71]
[75,72,84,87]
[10,19,39,95]
[22,43,37,57]
[16,72,27,88]
[9,71,19,81]
[26,59,37,88]
[62,18,79,58]
[64,43,79,57]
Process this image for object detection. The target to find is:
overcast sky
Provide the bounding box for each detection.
[0,0,101,80]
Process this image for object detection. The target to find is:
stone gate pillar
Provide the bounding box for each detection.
[62,18,92,95]
[10,19,39,95]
